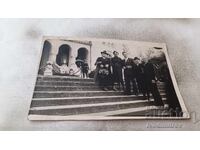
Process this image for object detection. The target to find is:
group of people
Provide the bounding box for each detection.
[94,50,164,106]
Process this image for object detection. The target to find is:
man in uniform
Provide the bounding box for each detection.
[143,58,164,106]
[122,51,138,95]
[111,51,124,91]
[94,50,112,91]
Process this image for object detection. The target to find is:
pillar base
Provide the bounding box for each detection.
[44,70,53,76]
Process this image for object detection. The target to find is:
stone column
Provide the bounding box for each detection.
[68,45,78,75]
[88,44,92,72]
[69,45,76,67]
[44,40,59,76]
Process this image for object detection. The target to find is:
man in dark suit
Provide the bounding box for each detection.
[143,58,164,106]
[122,51,138,95]
[111,51,124,91]
[133,57,146,98]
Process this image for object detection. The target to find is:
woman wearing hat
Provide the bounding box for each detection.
[94,50,112,91]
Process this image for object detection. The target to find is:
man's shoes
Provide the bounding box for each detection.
[124,92,132,95]
[142,96,147,100]
[113,87,118,91]
[134,93,138,96]
[103,88,109,91]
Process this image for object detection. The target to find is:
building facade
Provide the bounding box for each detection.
[39,37,166,77]
[39,38,92,76]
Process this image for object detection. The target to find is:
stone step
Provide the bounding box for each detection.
[36,81,166,89]
[34,85,165,92]
[29,100,156,116]
[37,75,94,82]
[31,95,167,107]
[33,90,166,98]
[36,76,166,87]
[28,106,169,120]
[110,108,171,117]
[37,75,166,84]
[36,80,95,86]
[34,85,101,91]
[33,91,125,98]
[30,100,151,110]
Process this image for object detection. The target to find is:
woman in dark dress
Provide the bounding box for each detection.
[94,50,112,91]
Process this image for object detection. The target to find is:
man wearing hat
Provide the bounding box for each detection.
[122,51,138,95]
[94,50,112,91]
[111,51,124,91]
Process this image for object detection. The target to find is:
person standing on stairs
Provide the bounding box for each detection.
[94,50,112,91]
[75,56,84,77]
[122,51,138,95]
[160,61,182,116]
[82,59,89,78]
[111,51,124,91]
[133,57,147,99]
[143,57,164,106]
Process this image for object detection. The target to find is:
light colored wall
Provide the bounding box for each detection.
[45,39,91,68]
[0,19,200,130]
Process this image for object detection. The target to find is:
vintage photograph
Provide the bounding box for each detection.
[28,37,189,120]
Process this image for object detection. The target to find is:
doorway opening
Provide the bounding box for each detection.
[76,47,88,60]
[56,44,71,66]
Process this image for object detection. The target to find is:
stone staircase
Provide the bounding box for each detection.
[28,75,169,120]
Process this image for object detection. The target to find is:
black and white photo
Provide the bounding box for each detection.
[28,37,189,120]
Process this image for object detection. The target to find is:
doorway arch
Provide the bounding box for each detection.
[56,44,71,66]
[76,47,89,61]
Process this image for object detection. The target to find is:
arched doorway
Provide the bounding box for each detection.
[56,44,71,66]
[75,47,89,69]
[38,40,51,75]
[76,47,88,61]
